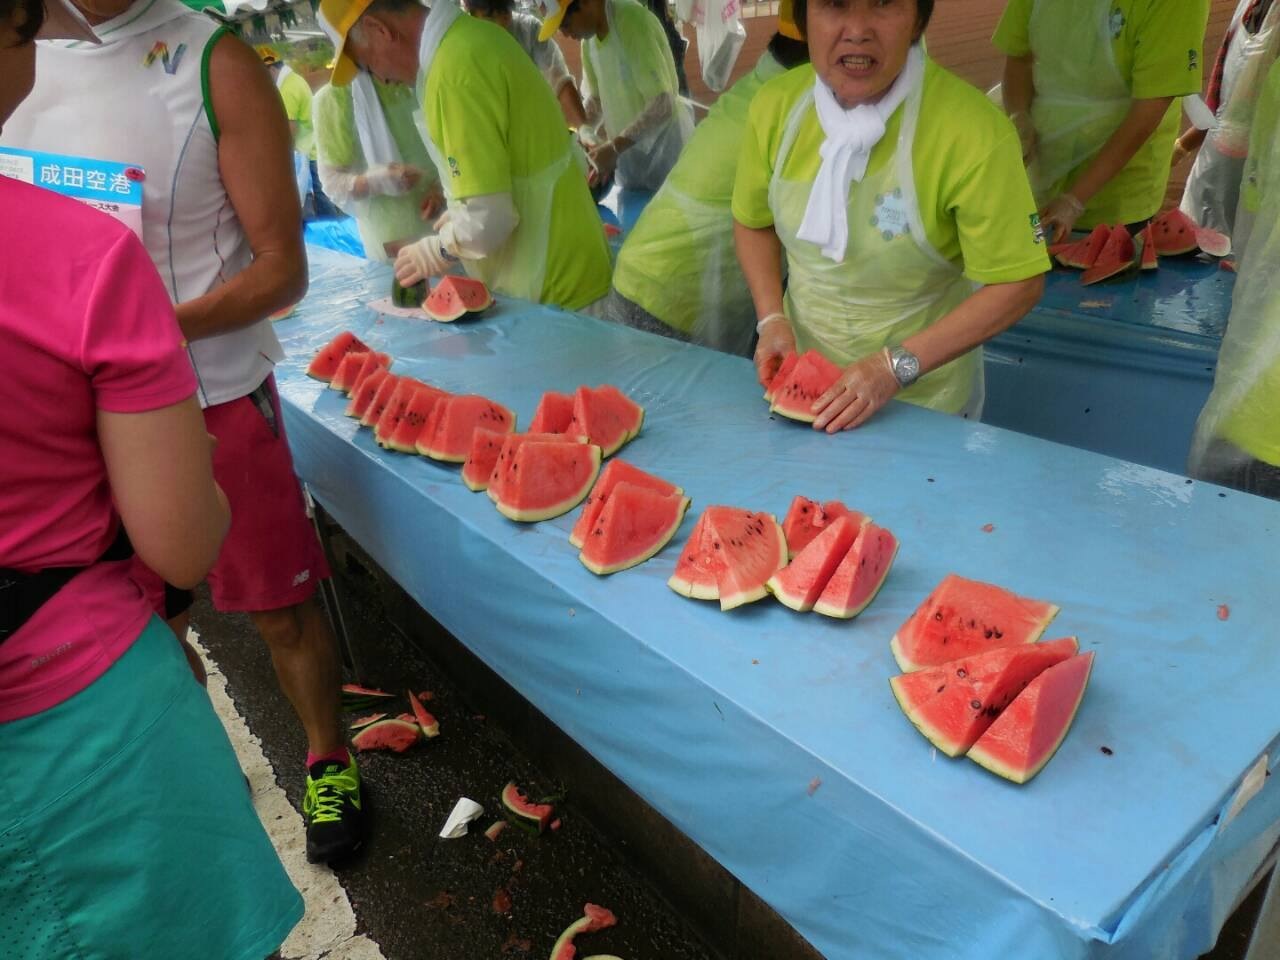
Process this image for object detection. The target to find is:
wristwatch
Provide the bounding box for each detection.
[887,346,921,388]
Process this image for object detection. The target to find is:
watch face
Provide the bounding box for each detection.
[894,351,920,385]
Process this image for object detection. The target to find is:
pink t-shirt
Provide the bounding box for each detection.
[0,177,197,723]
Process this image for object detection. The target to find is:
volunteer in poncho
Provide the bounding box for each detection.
[1188,55,1280,499]
[466,0,591,129]
[1176,0,1278,238]
[313,13,442,261]
[328,0,611,310]
[604,24,810,355]
[543,0,693,191]
[263,47,340,218]
[994,0,1210,243]
[733,0,1048,432]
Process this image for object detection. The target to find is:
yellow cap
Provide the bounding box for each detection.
[256,44,280,65]
[320,0,378,86]
[536,0,568,43]
[778,0,802,40]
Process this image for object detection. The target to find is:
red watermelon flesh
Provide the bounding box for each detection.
[329,351,369,392]
[493,440,602,522]
[967,651,1094,783]
[781,496,865,558]
[347,351,392,397]
[1139,223,1158,271]
[424,275,493,322]
[360,373,403,428]
[373,377,424,447]
[349,711,388,730]
[567,386,635,456]
[346,367,391,420]
[890,637,1079,757]
[1195,226,1231,258]
[352,718,421,753]
[501,781,555,832]
[1054,224,1110,269]
[386,384,450,453]
[579,483,690,575]
[570,459,682,548]
[770,350,844,423]
[683,507,787,611]
[592,384,645,440]
[407,689,440,738]
[529,390,576,433]
[550,903,618,960]
[814,521,899,619]
[667,508,729,600]
[767,514,861,612]
[1081,226,1136,285]
[307,331,370,381]
[419,395,516,462]
[1150,208,1200,256]
[763,351,800,401]
[891,574,1060,672]
[464,430,563,492]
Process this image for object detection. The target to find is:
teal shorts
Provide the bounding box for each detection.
[0,616,303,960]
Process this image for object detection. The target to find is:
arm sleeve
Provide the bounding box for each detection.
[430,78,512,199]
[438,193,521,259]
[991,0,1033,57]
[618,91,674,143]
[540,37,573,92]
[314,86,364,209]
[1130,0,1211,99]
[731,91,778,228]
[83,232,196,413]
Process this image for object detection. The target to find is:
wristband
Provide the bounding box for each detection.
[756,312,788,334]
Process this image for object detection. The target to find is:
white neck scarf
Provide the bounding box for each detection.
[351,75,402,166]
[416,0,463,93]
[796,45,923,263]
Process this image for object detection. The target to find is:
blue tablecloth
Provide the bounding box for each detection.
[276,247,1280,960]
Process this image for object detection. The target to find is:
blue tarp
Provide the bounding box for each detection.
[275,247,1280,960]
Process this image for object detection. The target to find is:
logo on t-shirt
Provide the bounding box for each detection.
[871,188,910,242]
[143,40,187,75]
[447,156,461,178]
[1188,48,1199,72]
[1030,212,1045,245]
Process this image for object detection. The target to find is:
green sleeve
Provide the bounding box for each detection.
[281,73,312,124]
[731,90,778,229]
[314,85,359,169]
[429,76,512,198]
[1129,0,1209,99]
[991,0,1033,57]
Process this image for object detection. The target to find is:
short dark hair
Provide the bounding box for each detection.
[767,31,809,70]
[363,0,424,18]
[788,0,934,41]
[1,0,45,43]
[467,0,514,15]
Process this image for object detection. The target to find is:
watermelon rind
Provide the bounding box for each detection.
[421,395,516,462]
[352,718,421,753]
[1080,225,1136,286]
[1195,226,1231,258]
[766,514,860,613]
[966,651,1095,784]
[500,781,554,832]
[666,509,724,600]
[579,487,691,576]
[373,377,423,447]
[813,522,899,619]
[1150,208,1200,256]
[550,905,617,960]
[570,459,683,549]
[348,711,388,730]
[329,351,369,392]
[494,443,602,522]
[407,689,440,738]
[568,386,637,457]
[718,517,788,611]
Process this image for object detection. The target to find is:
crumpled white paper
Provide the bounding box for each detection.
[439,797,484,839]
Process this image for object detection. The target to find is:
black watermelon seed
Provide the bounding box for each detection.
[1100,746,1113,756]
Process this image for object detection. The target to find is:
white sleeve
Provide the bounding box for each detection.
[438,192,521,259]
[317,163,364,212]
[618,91,674,144]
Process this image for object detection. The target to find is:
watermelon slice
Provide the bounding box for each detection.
[769,350,843,423]
[500,781,554,832]
[592,384,644,440]
[666,508,728,600]
[567,385,642,456]
[493,440,602,522]
[418,395,516,462]
[578,482,691,575]
[763,351,800,402]
[1138,223,1158,271]
[347,351,392,397]
[813,522,899,619]
[1195,226,1231,258]
[1150,208,1199,256]
[349,711,388,730]
[668,506,787,610]
[424,275,493,322]
[463,429,564,492]
[781,496,865,559]
[967,651,1095,783]
[550,904,617,960]
[307,331,370,381]
[890,637,1079,756]
[1052,224,1110,269]
[346,367,389,420]
[529,390,576,433]
[352,717,421,753]
[891,574,1059,672]
[386,384,450,453]
[1080,226,1136,285]
[329,351,369,392]
[373,377,423,447]
[570,459,682,548]
[360,373,403,429]
[766,514,861,612]
[407,689,440,738]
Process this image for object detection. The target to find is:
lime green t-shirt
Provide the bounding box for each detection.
[278,69,316,160]
[993,0,1210,226]
[581,0,680,133]
[732,58,1051,287]
[422,16,611,309]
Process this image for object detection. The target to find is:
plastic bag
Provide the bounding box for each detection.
[1212,0,1280,158]
[694,0,746,92]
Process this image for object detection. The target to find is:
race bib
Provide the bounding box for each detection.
[0,147,145,239]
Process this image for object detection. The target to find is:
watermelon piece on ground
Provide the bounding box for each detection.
[307,331,370,381]
[1081,226,1136,285]
[407,689,440,738]
[360,373,402,429]
[781,496,865,559]
[550,904,617,960]
[966,651,1095,783]
[1053,224,1110,269]
[419,394,516,462]
[346,351,392,397]
[711,509,788,611]
[667,508,728,600]
[568,385,640,456]
[352,718,421,753]
[386,384,450,453]
[349,711,388,730]
[329,351,370,392]
[529,390,576,433]
[500,781,554,832]
[493,440,602,522]
[579,482,691,576]
[373,377,424,447]
[570,459,682,548]
[424,275,494,322]
[891,574,1060,672]
[813,522,899,619]
[763,351,800,402]
[1195,226,1231,258]
[767,514,862,612]
[769,350,843,423]
[1150,208,1200,256]
[1138,223,1158,271]
[890,637,1079,756]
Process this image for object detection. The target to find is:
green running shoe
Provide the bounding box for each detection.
[303,752,365,864]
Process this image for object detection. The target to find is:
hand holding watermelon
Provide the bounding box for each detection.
[1039,192,1086,245]
[811,350,900,433]
[754,315,797,388]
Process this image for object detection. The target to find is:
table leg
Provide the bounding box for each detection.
[1245,866,1280,960]
[304,485,363,679]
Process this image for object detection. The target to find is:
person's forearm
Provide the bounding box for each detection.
[558,81,590,129]
[1067,97,1173,205]
[902,276,1044,375]
[1002,55,1035,117]
[176,248,307,340]
[734,220,786,319]
[1178,125,1208,152]
[616,92,674,150]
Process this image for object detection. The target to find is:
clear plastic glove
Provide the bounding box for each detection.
[753,315,797,388]
[1039,192,1086,245]
[363,162,422,197]
[394,236,453,286]
[576,124,603,150]
[587,139,621,188]
[812,349,900,433]
[420,183,445,222]
[1009,111,1037,164]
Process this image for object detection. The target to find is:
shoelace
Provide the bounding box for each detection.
[306,769,359,824]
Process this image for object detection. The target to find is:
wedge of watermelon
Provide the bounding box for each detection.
[1052,224,1110,269]
[781,496,865,558]
[592,384,644,440]
[767,514,861,612]
[967,651,1094,783]
[463,430,564,492]
[1195,226,1231,258]
[407,689,440,738]
[763,351,800,402]
[1150,208,1199,256]
[1081,226,1136,285]
[550,904,617,960]
[493,440,602,522]
[669,506,786,610]
[529,390,576,433]
[769,350,843,423]
[424,275,494,322]
[386,384,450,453]
[891,637,1078,757]
[347,351,392,397]
[329,351,369,392]
[1138,222,1158,271]
[891,574,1059,672]
[570,459,682,548]
[373,377,424,447]
[346,367,391,420]
[667,508,728,600]
[579,482,691,575]
[813,521,899,619]
[307,331,370,381]
[352,718,421,753]
[359,373,403,429]
[567,385,642,456]
[418,395,516,462]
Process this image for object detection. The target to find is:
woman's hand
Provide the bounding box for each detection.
[812,350,900,433]
[1039,192,1085,244]
[754,316,797,388]
[420,183,445,221]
